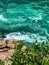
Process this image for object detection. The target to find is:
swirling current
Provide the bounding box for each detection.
[0,0,49,43]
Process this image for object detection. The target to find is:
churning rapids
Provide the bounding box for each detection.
[0,0,49,43]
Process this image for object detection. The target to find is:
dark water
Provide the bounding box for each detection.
[0,0,49,43]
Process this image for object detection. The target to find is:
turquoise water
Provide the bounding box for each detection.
[0,0,49,43]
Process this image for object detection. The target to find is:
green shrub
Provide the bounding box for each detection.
[0,60,4,65]
[9,40,49,65]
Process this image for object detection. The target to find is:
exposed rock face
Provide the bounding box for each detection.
[0,38,6,48]
[0,38,5,46]
[0,38,19,65]
[0,39,17,60]
[0,49,14,60]
[0,38,18,48]
[5,39,16,48]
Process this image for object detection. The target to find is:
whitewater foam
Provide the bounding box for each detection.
[4,32,47,43]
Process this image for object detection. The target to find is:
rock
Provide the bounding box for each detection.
[0,38,6,48]
[0,49,14,60]
[5,39,19,48]
[0,38,19,65]
[0,38,19,48]
[8,49,14,56]
[21,45,27,52]
[0,48,8,52]
[0,52,8,60]
[6,39,16,48]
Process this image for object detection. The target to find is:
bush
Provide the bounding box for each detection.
[0,60,4,65]
[9,40,49,65]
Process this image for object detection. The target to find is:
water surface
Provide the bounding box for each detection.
[0,0,49,43]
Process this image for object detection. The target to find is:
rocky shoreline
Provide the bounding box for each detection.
[0,38,19,65]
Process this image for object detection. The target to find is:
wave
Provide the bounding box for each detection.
[4,32,47,43]
[0,0,49,42]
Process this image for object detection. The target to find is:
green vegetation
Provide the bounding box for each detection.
[0,60,4,65]
[9,40,49,65]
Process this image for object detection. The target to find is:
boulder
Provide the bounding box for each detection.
[21,45,27,52]
[6,39,17,48]
[0,38,6,48]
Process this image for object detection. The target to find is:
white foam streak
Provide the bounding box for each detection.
[28,15,42,22]
[0,14,8,21]
[4,32,47,43]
